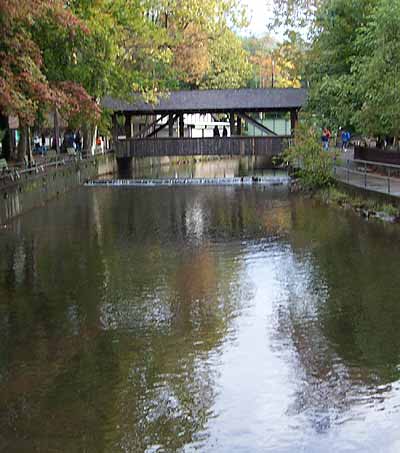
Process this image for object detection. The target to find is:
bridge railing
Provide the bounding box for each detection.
[115,136,291,158]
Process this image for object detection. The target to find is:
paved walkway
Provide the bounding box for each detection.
[334,166,400,196]
[331,148,400,197]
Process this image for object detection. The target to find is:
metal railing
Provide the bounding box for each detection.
[333,157,400,195]
[0,149,114,187]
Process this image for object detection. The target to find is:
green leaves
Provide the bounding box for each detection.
[200,28,252,89]
[353,0,400,137]
[1,0,251,129]
[282,114,335,189]
[303,0,400,141]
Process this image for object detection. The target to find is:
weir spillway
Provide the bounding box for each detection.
[85,175,291,188]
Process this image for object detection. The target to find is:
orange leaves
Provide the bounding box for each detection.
[0,0,94,124]
[57,81,100,123]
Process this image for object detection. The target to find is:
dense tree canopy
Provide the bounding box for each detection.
[274,0,400,141]
[7,0,400,150]
[0,0,253,133]
[353,0,400,138]
[242,33,303,88]
[0,0,97,124]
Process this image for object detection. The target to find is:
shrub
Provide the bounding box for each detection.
[282,115,335,189]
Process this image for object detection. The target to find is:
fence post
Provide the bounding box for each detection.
[388,168,391,194]
[347,159,350,183]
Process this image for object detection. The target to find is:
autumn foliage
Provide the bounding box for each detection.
[0,0,97,124]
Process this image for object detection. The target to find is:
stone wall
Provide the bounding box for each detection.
[0,153,116,224]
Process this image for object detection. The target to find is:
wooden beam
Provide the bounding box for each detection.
[148,114,178,137]
[237,116,242,136]
[230,112,235,137]
[237,112,278,136]
[125,112,132,139]
[290,109,298,135]
[133,114,169,139]
[179,114,184,138]
[168,114,175,137]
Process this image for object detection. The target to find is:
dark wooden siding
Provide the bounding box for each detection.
[116,136,290,158]
[354,146,400,165]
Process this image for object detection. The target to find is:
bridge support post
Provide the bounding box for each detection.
[168,115,174,137]
[124,113,132,139]
[237,116,242,136]
[230,112,235,137]
[179,114,184,138]
[290,109,298,136]
[112,113,118,145]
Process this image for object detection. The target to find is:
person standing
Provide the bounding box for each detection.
[347,131,351,146]
[75,130,82,152]
[322,128,330,150]
[342,130,351,151]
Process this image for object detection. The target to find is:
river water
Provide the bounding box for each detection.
[1,164,400,452]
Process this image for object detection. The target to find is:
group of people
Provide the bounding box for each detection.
[59,130,82,153]
[321,127,351,151]
[213,126,228,137]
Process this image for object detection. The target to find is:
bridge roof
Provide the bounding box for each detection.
[102,88,307,114]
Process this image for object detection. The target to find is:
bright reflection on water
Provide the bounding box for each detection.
[129,156,280,180]
[1,182,400,452]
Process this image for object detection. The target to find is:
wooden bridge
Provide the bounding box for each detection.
[104,88,306,161]
[115,136,290,159]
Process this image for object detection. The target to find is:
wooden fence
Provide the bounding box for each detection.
[115,136,290,159]
[354,146,400,165]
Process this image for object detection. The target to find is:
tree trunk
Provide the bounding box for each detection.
[92,125,98,154]
[27,126,32,165]
[83,123,97,155]
[54,109,60,153]
[17,125,28,163]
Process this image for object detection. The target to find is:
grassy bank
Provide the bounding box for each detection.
[317,185,400,223]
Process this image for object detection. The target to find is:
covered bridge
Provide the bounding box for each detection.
[102,88,307,158]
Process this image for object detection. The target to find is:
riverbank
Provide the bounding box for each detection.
[0,152,116,225]
[314,183,400,223]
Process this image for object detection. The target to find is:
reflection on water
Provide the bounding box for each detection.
[129,156,280,180]
[1,183,400,452]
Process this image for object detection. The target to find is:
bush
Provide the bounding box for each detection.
[282,116,335,189]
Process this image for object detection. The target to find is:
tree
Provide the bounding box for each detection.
[353,0,400,140]
[304,0,375,130]
[269,0,322,34]
[159,0,251,89]
[242,33,303,89]
[34,0,171,152]
[0,0,99,159]
[2,0,253,159]
[200,28,252,89]
[273,32,305,88]
[281,113,334,188]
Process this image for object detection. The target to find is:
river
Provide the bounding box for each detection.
[1,163,400,452]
